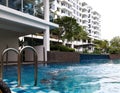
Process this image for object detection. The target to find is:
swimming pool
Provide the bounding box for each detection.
[3,59,120,93]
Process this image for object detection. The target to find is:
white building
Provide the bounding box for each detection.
[50,0,101,52]
[0,0,58,61]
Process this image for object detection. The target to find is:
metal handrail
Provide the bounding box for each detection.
[1,48,20,81]
[1,46,38,87]
[20,46,38,86]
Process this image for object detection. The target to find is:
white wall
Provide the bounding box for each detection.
[0,29,19,62]
[25,45,45,62]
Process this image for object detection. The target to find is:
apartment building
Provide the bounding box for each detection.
[0,0,58,61]
[50,0,101,52]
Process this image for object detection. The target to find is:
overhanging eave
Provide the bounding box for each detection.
[0,5,59,34]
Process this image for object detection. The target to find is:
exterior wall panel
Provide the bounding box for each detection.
[0,29,19,62]
[47,51,80,63]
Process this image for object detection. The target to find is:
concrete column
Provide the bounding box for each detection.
[43,0,50,61]
[71,43,74,48]
[63,39,67,45]
[21,0,23,12]
[43,27,50,62]
[44,0,49,21]
[6,0,8,7]
[44,27,50,51]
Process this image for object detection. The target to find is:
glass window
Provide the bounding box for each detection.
[57,7,59,11]
[83,39,86,43]
[57,0,59,4]
[50,4,55,10]
[8,0,21,11]
[61,10,65,13]
[0,0,6,5]
[23,0,34,15]
[34,0,44,19]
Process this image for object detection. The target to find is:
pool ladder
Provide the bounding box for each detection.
[0,46,38,86]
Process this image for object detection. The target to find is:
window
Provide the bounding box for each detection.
[50,4,55,10]
[61,2,65,6]
[77,12,79,16]
[0,0,6,5]
[68,11,71,16]
[79,13,81,17]
[88,19,91,23]
[8,0,21,11]
[57,15,60,18]
[88,30,91,33]
[73,10,75,14]
[79,7,81,11]
[57,7,60,12]
[61,10,65,13]
[79,19,81,22]
[68,5,71,9]
[88,9,91,13]
[73,3,75,7]
[83,39,86,43]
[88,14,91,18]
[88,24,91,28]
[57,0,60,4]
[23,0,34,15]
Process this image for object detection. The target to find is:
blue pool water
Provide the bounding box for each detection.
[3,59,120,93]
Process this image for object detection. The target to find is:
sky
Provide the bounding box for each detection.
[83,0,120,41]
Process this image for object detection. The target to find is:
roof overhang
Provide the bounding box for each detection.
[0,5,59,35]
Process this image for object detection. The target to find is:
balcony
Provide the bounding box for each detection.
[61,5,72,12]
[61,0,72,6]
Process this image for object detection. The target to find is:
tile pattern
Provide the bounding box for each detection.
[4,79,59,93]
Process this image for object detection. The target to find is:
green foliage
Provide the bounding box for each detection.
[109,36,120,54]
[74,26,88,40]
[110,36,120,48]
[83,49,88,54]
[93,39,109,54]
[108,47,120,54]
[50,44,75,52]
[93,48,102,54]
[51,16,88,42]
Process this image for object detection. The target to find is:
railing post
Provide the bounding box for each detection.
[1,48,19,82]
[20,46,38,86]
[1,46,38,87]
[17,52,21,87]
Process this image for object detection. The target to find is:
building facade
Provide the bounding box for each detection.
[50,0,101,52]
[50,0,101,40]
[0,0,58,61]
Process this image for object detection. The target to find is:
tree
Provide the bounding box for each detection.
[74,26,88,40]
[93,39,109,54]
[110,36,120,48]
[109,36,120,54]
[51,16,88,43]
